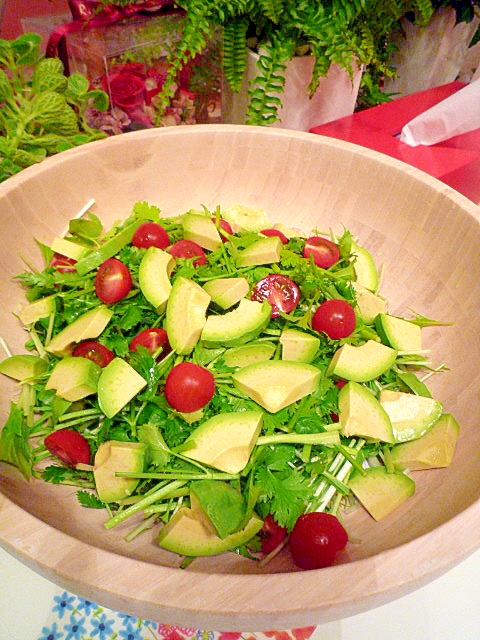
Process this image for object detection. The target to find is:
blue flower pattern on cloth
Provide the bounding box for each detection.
[36,589,317,640]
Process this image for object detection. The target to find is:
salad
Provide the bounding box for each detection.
[0,201,459,570]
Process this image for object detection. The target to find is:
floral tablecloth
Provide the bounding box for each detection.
[37,589,317,640]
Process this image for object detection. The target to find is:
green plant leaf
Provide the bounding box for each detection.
[14,146,47,168]
[66,72,90,98]
[31,91,69,123]
[86,89,110,112]
[33,58,68,94]
[0,68,13,102]
[0,402,32,480]
[11,33,41,66]
[43,106,80,136]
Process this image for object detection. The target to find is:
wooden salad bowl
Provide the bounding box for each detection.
[0,126,479,631]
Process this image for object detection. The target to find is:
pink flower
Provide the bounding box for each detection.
[156,624,197,640]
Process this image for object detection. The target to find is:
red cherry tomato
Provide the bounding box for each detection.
[251,274,300,318]
[311,299,356,340]
[94,257,132,304]
[260,228,289,245]
[132,222,170,249]
[289,512,348,570]
[260,514,288,554]
[50,253,77,273]
[303,236,340,269]
[72,340,114,368]
[168,239,207,266]
[129,327,171,359]
[212,216,233,241]
[164,362,215,413]
[44,428,91,467]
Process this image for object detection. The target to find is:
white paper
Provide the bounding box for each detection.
[400,77,480,146]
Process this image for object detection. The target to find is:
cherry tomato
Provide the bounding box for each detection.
[168,239,207,266]
[50,253,77,273]
[129,327,171,359]
[289,512,348,570]
[164,362,215,413]
[212,216,233,241]
[94,257,132,304]
[260,228,289,245]
[303,236,340,269]
[311,299,356,340]
[44,428,91,467]
[260,514,288,554]
[72,340,114,368]
[132,222,170,249]
[251,274,300,318]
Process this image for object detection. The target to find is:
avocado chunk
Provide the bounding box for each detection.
[0,354,49,382]
[45,305,114,356]
[232,360,320,413]
[138,246,175,313]
[375,313,423,352]
[221,204,271,232]
[158,505,263,556]
[351,241,379,292]
[327,339,397,382]
[202,277,249,310]
[379,389,443,443]
[352,283,386,324]
[182,212,222,251]
[190,479,246,538]
[93,440,146,503]
[223,342,276,368]
[18,295,56,326]
[74,219,142,276]
[45,356,102,401]
[97,357,147,418]
[349,466,415,520]
[166,276,211,354]
[390,413,459,470]
[180,410,263,473]
[338,381,394,443]
[51,237,88,261]
[201,298,271,348]
[236,236,282,267]
[280,328,320,363]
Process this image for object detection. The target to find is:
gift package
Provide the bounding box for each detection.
[47,1,223,133]
[311,81,480,203]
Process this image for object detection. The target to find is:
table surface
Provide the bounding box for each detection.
[1,543,479,640]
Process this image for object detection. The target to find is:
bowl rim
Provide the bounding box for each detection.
[1,124,479,631]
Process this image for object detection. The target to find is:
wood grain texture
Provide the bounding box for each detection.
[0,125,479,631]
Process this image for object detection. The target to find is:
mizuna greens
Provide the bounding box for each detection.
[0,201,456,567]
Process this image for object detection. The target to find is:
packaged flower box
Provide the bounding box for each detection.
[48,3,223,133]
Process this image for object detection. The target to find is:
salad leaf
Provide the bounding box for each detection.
[0,402,32,480]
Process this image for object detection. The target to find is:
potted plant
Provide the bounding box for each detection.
[0,33,109,183]
[383,1,480,95]
[97,1,435,128]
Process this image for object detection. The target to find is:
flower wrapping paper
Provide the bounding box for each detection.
[37,589,317,640]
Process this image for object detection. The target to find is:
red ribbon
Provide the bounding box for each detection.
[46,1,178,68]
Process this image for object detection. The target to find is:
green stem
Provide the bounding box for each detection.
[104,480,187,529]
[124,513,158,542]
[256,430,340,447]
[115,471,236,481]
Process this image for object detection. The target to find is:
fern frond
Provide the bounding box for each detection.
[154,2,211,118]
[257,0,286,24]
[246,35,295,126]
[223,17,249,93]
